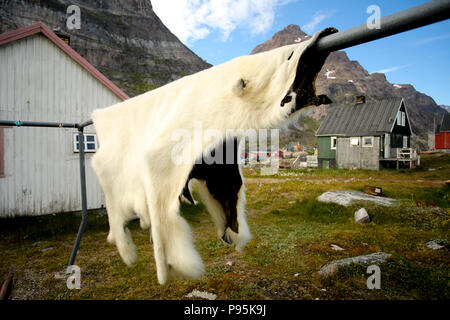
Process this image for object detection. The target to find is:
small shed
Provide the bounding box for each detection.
[0,23,128,217]
[435,112,450,150]
[316,98,418,170]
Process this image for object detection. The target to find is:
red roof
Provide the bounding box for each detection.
[0,22,129,101]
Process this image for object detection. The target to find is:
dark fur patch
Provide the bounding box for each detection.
[182,139,242,233]
[289,27,338,112]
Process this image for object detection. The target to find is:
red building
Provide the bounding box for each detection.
[435,113,450,150]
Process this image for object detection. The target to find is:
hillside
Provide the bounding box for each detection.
[0,0,211,97]
[252,25,446,149]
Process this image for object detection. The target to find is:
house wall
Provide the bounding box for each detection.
[317,136,337,168]
[0,34,121,217]
[318,136,336,159]
[336,137,380,170]
[436,132,450,149]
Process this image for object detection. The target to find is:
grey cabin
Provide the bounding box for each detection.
[316,98,419,170]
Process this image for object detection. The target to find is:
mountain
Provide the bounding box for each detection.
[0,0,211,97]
[440,105,450,112]
[252,25,446,149]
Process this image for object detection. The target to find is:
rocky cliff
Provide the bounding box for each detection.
[0,0,211,97]
[252,25,446,149]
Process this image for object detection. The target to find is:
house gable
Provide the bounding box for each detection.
[0,22,129,101]
[391,100,412,136]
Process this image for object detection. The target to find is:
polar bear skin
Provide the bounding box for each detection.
[91,28,334,284]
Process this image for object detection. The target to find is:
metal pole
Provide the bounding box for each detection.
[311,0,450,54]
[67,127,89,270]
[78,119,93,128]
[0,120,77,128]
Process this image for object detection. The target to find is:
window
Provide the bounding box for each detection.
[403,136,408,148]
[363,136,373,147]
[350,137,359,146]
[73,133,97,153]
[397,111,406,126]
[331,137,337,150]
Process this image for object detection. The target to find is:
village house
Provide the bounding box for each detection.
[435,112,450,150]
[316,97,419,170]
[0,23,129,217]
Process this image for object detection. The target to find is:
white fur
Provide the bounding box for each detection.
[180,179,198,204]
[91,30,325,284]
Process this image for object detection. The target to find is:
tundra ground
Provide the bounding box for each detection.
[1,153,449,300]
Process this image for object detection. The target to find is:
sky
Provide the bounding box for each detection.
[152,0,450,106]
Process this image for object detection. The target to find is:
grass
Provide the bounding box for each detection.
[0,153,449,300]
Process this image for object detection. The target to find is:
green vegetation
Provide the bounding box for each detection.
[0,153,448,299]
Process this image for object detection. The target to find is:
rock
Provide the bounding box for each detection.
[354,208,370,223]
[318,252,391,277]
[426,239,447,250]
[330,244,345,251]
[317,190,398,207]
[185,289,217,300]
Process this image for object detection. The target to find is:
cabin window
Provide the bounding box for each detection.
[363,136,373,147]
[403,136,408,148]
[331,137,337,150]
[73,133,97,153]
[350,137,359,146]
[397,111,406,126]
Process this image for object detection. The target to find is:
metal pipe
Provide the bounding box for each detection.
[78,119,93,128]
[0,120,77,128]
[311,0,450,54]
[67,127,89,270]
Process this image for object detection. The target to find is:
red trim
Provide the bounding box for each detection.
[0,22,129,101]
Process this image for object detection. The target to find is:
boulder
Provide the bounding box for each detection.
[426,239,447,250]
[317,190,397,207]
[330,244,345,251]
[185,289,217,300]
[354,208,370,223]
[318,252,392,277]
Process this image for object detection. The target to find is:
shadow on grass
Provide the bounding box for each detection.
[320,255,450,299]
[0,210,109,242]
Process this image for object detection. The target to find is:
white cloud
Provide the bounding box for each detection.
[374,64,410,74]
[301,10,336,34]
[152,0,298,44]
[412,33,450,46]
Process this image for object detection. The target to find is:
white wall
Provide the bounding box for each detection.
[0,34,122,216]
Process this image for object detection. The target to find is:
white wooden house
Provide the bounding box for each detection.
[0,23,129,217]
